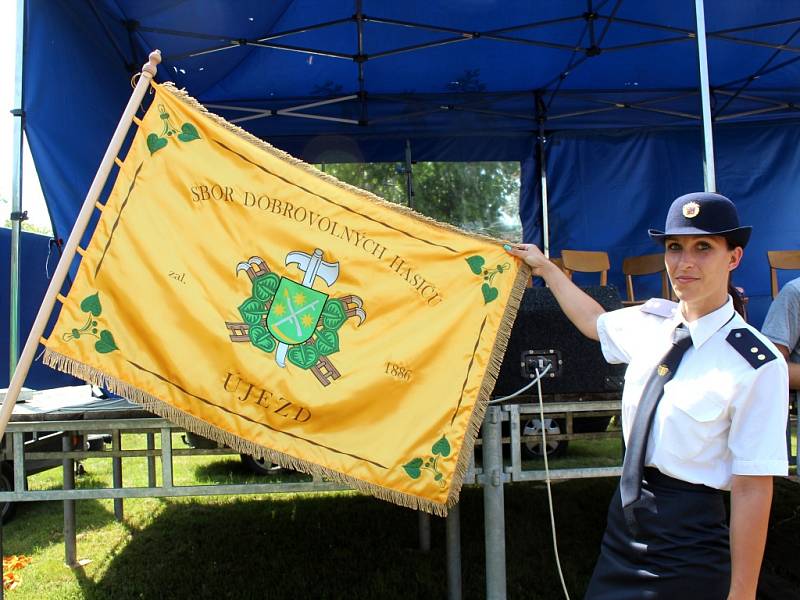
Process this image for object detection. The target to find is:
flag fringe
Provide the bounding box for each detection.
[43,347,471,516]
[445,263,531,508]
[157,81,519,246]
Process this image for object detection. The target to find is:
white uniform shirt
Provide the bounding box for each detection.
[597,296,789,490]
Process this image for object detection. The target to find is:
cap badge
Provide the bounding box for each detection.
[657,364,669,377]
[682,201,700,219]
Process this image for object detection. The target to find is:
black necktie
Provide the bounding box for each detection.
[620,324,693,526]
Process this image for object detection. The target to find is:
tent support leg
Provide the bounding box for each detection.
[535,92,550,256]
[9,0,26,379]
[112,430,124,521]
[446,502,462,600]
[482,406,506,599]
[538,120,550,257]
[694,0,717,192]
[418,511,431,552]
[405,140,414,209]
[62,433,77,567]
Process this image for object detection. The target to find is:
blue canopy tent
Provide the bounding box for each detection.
[7,0,800,387]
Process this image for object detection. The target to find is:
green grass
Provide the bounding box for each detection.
[2,432,799,599]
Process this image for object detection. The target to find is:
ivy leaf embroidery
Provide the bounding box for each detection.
[177,123,200,142]
[315,329,340,356]
[403,458,423,479]
[481,283,499,304]
[80,293,102,317]
[321,299,347,330]
[95,330,118,354]
[287,344,319,369]
[466,256,485,275]
[146,133,168,155]
[249,325,276,353]
[239,297,266,325]
[431,435,451,457]
[252,273,280,302]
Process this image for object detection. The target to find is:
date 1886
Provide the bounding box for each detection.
[385,362,412,382]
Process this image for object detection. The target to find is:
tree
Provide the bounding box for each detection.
[319,161,522,240]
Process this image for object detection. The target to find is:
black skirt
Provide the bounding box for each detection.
[584,467,730,600]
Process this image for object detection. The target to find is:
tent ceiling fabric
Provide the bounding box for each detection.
[88,0,800,141]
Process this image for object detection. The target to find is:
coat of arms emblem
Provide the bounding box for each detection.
[225,248,366,386]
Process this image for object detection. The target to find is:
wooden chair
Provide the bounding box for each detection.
[561,250,610,286]
[622,253,671,306]
[768,250,800,299]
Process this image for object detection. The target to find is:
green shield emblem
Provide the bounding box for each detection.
[267,278,328,345]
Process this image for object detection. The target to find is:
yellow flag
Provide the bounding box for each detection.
[43,82,529,514]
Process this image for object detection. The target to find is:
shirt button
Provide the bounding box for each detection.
[758,354,766,361]
[735,332,742,338]
[751,347,759,353]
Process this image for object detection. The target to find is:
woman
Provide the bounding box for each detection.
[506,192,788,600]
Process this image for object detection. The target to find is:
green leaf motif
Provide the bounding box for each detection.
[481,283,499,304]
[80,293,102,317]
[95,330,118,354]
[177,122,200,142]
[466,255,485,275]
[252,273,280,302]
[287,344,319,370]
[431,435,451,457]
[71,328,81,340]
[315,329,339,356]
[402,458,423,479]
[146,133,168,155]
[249,325,276,353]
[239,297,266,325]
[321,299,347,330]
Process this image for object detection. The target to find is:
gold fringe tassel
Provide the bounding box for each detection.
[445,262,532,508]
[43,347,464,516]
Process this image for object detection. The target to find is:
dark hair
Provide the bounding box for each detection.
[726,239,746,319]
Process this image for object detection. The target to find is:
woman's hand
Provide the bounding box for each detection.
[503,241,604,341]
[504,243,553,276]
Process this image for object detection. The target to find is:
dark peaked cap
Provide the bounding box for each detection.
[648,192,752,249]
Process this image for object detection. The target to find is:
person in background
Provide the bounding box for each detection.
[506,192,788,600]
[762,277,800,389]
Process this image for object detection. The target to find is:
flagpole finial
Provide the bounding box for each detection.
[142,50,162,78]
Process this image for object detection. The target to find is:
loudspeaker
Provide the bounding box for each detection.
[493,285,626,397]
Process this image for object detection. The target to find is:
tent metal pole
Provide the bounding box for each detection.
[405,140,414,209]
[482,405,506,599]
[536,94,550,257]
[9,0,26,381]
[539,128,550,258]
[446,502,462,600]
[694,0,717,192]
[0,51,162,440]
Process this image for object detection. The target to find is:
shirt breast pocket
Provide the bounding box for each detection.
[661,384,728,460]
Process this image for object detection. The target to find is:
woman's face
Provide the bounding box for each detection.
[664,235,743,316]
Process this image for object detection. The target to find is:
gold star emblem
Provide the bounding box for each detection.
[301,314,315,327]
[293,292,306,306]
[682,201,700,218]
[657,364,669,377]
[272,303,285,316]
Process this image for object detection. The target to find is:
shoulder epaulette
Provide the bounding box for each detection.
[726,328,778,368]
[639,298,678,318]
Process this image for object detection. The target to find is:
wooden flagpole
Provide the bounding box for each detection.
[0,50,162,439]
